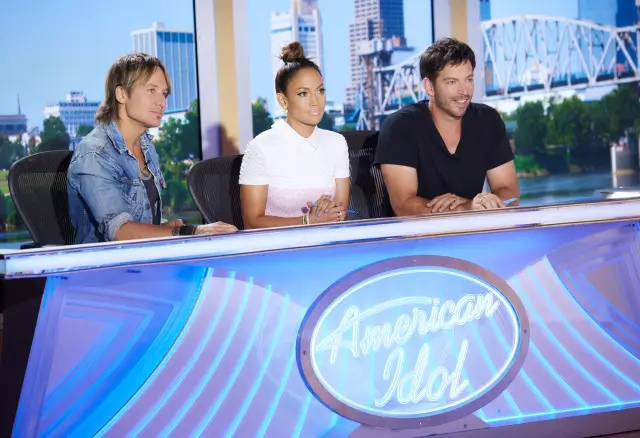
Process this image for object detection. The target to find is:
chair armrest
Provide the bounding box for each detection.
[19,241,41,250]
[19,242,65,250]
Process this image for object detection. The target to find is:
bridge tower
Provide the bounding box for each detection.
[351,0,484,130]
[354,38,412,130]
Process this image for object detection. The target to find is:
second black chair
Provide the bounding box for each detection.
[341,130,392,220]
[187,155,245,230]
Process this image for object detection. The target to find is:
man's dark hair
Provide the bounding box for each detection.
[419,38,476,82]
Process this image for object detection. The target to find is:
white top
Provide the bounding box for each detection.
[239,120,350,217]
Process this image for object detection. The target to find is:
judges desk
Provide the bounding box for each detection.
[2,200,640,438]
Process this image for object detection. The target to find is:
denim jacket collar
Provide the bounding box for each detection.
[103,121,154,156]
[102,121,165,188]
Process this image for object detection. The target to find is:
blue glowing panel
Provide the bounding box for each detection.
[12,221,640,437]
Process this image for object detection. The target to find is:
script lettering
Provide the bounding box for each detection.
[315,293,500,364]
[374,340,470,407]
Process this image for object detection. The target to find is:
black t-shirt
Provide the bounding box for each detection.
[141,173,161,225]
[374,100,514,201]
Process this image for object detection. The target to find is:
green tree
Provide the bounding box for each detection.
[152,99,201,217]
[155,118,184,161]
[37,116,70,153]
[318,112,335,131]
[0,136,26,169]
[164,172,191,215]
[546,96,591,149]
[178,100,201,159]
[252,97,273,137]
[591,84,640,144]
[0,136,11,169]
[154,117,185,215]
[76,125,94,137]
[513,101,547,156]
[27,136,38,155]
[499,110,517,123]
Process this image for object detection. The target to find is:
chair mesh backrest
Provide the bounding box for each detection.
[340,130,392,220]
[187,155,245,229]
[8,150,75,246]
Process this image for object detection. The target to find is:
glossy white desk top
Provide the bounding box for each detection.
[1,199,639,278]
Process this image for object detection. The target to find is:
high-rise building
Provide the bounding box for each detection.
[578,0,617,25]
[480,0,491,21]
[270,0,323,116]
[578,0,639,70]
[44,91,100,139]
[1,96,28,138]
[0,114,27,137]
[131,22,197,112]
[346,0,407,106]
[616,0,640,26]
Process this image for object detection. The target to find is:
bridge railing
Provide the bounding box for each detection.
[481,15,640,99]
[351,16,640,129]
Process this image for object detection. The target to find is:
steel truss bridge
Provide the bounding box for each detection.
[354,15,640,130]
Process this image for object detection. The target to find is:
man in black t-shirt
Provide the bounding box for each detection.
[375,38,519,216]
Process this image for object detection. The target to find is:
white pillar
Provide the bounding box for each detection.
[194,0,253,158]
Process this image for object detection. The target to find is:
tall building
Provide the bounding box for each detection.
[578,0,639,70]
[0,114,27,138]
[346,0,407,106]
[480,0,491,21]
[578,0,617,25]
[131,22,197,112]
[270,0,323,116]
[0,96,28,138]
[44,91,100,139]
[616,0,640,26]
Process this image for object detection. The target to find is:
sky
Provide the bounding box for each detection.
[0,0,577,130]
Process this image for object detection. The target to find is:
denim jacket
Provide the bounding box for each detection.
[67,122,165,244]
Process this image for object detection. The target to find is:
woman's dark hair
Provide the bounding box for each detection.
[419,37,476,82]
[96,53,171,124]
[275,42,322,95]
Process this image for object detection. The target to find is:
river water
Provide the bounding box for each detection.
[518,172,617,206]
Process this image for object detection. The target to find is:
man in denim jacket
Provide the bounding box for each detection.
[67,53,237,244]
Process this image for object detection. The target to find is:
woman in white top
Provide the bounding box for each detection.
[239,42,350,229]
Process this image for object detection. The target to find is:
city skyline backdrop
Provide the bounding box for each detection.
[0,0,576,131]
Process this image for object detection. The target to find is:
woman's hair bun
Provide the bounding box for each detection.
[280,41,306,63]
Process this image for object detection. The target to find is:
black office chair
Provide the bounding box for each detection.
[8,150,75,248]
[340,130,392,220]
[187,155,245,229]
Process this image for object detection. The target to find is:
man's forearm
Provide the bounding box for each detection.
[492,186,520,206]
[392,195,433,216]
[114,222,174,241]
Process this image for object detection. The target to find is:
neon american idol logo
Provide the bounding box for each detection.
[297,256,530,429]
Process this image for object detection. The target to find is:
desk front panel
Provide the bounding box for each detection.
[12,220,640,437]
